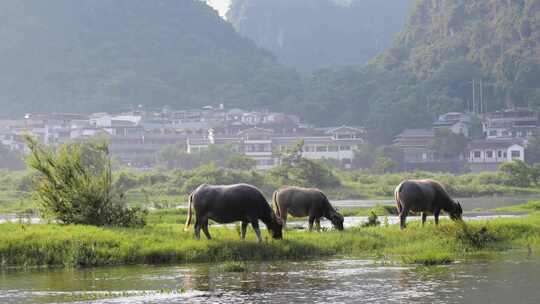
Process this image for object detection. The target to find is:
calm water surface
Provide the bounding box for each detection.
[1,253,539,304]
[331,195,539,211]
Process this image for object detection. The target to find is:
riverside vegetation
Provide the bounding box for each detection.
[2,162,540,214]
[1,139,540,269]
[1,210,540,268]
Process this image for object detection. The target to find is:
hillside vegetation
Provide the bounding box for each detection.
[1,0,539,145]
[0,0,300,117]
[296,0,540,143]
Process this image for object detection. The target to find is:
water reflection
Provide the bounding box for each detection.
[1,253,540,303]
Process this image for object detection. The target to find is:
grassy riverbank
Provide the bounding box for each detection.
[1,212,540,268]
[2,167,540,214]
[495,201,540,213]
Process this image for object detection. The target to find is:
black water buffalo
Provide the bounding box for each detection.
[394,179,463,229]
[184,183,283,241]
[272,186,344,231]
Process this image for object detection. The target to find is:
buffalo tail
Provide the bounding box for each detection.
[272,191,281,217]
[184,193,193,232]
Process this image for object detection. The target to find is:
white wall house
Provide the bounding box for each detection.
[467,139,525,172]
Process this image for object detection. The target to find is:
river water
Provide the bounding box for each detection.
[1,253,539,304]
[331,195,538,211]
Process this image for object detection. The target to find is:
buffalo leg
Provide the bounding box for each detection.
[251,220,262,242]
[202,220,211,240]
[241,221,248,240]
[315,218,321,232]
[434,210,441,225]
[308,216,315,232]
[421,212,427,226]
[282,211,288,229]
[399,208,409,230]
[194,218,202,240]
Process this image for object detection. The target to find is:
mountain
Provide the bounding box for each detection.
[295,0,540,144]
[227,0,413,72]
[376,0,540,109]
[0,0,301,117]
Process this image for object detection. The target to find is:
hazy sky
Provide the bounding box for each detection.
[206,0,231,19]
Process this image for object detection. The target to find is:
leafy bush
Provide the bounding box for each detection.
[25,137,147,227]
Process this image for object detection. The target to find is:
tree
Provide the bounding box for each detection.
[25,136,146,227]
[431,129,467,160]
[353,144,375,169]
[372,156,396,174]
[499,160,533,187]
[267,139,340,189]
[225,154,256,170]
[526,131,540,164]
[0,144,25,170]
[373,145,403,172]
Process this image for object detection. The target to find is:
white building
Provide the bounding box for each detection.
[467,139,525,172]
[186,125,367,170]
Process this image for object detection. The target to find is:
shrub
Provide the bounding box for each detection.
[25,136,147,227]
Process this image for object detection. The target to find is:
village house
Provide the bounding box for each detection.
[393,129,435,163]
[432,112,471,138]
[467,139,526,172]
[482,108,539,139]
[186,125,366,170]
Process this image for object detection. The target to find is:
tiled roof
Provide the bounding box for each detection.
[467,139,524,150]
[395,129,434,138]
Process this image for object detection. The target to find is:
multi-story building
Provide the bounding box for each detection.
[482,108,539,139]
[186,125,367,170]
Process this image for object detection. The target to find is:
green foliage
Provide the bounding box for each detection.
[377,0,540,110]
[157,144,236,170]
[371,145,402,173]
[431,129,467,159]
[495,201,540,213]
[0,144,25,170]
[526,131,540,164]
[25,137,146,227]
[225,154,257,170]
[2,213,540,268]
[499,160,538,187]
[0,0,302,116]
[267,141,340,189]
[361,212,381,227]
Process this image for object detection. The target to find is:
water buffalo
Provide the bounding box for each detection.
[272,186,344,231]
[184,183,283,241]
[394,179,463,229]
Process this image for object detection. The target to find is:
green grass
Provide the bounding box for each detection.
[1,213,540,268]
[495,201,540,213]
[2,169,540,215]
[147,208,188,225]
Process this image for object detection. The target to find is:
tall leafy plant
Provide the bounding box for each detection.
[25,136,146,227]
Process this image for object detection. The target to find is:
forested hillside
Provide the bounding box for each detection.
[227,0,413,72]
[377,0,540,109]
[0,0,301,117]
[2,0,539,146]
[296,0,540,144]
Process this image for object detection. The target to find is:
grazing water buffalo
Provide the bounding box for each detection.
[272,186,344,231]
[184,184,283,241]
[394,179,463,229]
